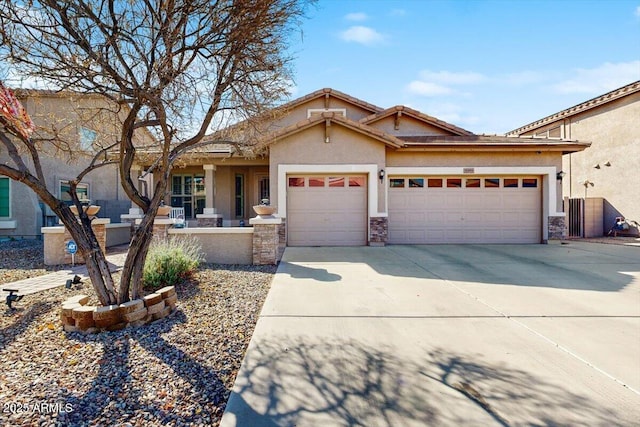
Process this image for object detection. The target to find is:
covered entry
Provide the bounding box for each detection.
[388,176,542,244]
[287,175,368,246]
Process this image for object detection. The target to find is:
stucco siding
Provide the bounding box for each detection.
[369,115,455,136]
[563,94,639,228]
[386,150,562,169]
[269,124,386,212]
[517,92,639,229]
[273,97,376,129]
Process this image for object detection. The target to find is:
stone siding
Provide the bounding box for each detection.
[197,217,223,227]
[252,224,279,265]
[278,218,287,261]
[548,216,566,240]
[369,217,388,246]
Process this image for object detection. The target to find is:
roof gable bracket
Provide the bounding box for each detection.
[394,111,402,130]
[324,93,330,109]
[325,119,331,143]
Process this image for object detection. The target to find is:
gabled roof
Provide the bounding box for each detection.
[361,105,474,136]
[507,80,640,136]
[400,135,590,153]
[262,111,404,149]
[279,87,383,115]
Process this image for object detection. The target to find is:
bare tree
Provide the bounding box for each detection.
[0,0,309,305]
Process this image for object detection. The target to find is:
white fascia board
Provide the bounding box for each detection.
[278,164,382,218]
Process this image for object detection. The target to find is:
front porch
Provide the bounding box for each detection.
[121,157,270,228]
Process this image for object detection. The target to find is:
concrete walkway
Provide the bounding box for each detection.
[1,250,127,300]
[221,241,640,427]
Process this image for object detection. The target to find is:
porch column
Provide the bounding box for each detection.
[196,164,223,226]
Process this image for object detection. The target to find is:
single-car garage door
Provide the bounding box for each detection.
[389,176,541,244]
[287,175,367,246]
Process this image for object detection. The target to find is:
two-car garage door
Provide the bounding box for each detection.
[388,176,541,244]
[286,174,542,246]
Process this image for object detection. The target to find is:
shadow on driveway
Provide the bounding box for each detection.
[224,337,623,426]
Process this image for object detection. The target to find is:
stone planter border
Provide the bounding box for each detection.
[60,286,178,333]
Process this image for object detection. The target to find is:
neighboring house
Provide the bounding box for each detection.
[507,81,640,236]
[131,88,589,245]
[0,90,154,239]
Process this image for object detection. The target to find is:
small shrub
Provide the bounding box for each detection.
[143,237,205,291]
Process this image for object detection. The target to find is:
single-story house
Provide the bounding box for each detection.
[130,88,589,245]
[507,80,640,236]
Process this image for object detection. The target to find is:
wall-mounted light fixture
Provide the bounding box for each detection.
[604,161,611,167]
[379,169,385,183]
[556,171,566,180]
[594,163,601,169]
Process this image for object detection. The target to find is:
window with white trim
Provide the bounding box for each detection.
[59,180,90,205]
[0,177,10,217]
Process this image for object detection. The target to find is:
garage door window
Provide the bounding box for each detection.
[447,178,462,188]
[485,178,500,188]
[523,178,538,188]
[504,178,519,188]
[466,178,481,188]
[309,177,325,187]
[329,177,345,187]
[390,178,404,188]
[408,178,424,188]
[428,178,443,188]
[289,177,304,187]
[349,177,365,187]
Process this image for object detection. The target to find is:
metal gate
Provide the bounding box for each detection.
[568,198,584,237]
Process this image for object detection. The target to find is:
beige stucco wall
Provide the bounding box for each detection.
[0,93,151,238]
[386,150,562,168]
[269,123,386,212]
[273,96,377,129]
[368,115,453,137]
[519,93,640,230]
[169,228,253,264]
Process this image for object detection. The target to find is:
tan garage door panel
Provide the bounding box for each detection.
[288,175,367,246]
[389,176,541,244]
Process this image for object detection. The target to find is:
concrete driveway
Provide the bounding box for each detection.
[221,242,640,426]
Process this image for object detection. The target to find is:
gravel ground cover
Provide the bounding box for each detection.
[0,259,276,426]
[0,240,69,285]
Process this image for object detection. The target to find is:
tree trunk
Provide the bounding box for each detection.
[63,216,118,306]
[118,210,155,303]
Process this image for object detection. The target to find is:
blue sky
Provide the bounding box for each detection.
[288,0,640,134]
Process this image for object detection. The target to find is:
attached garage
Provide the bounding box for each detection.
[287,175,368,246]
[388,176,542,244]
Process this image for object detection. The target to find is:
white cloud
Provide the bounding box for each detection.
[406,70,486,97]
[339,26,386,46]
[552,61,640,94]
[406,81,453,96]
[417,70,486,85]
[344,12,368,21]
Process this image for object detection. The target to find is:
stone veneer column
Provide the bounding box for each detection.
[196,164,223,227]
[548,215,566,240]
[369,217,388,246]
[136,218,174,240]
[278,218,287,262]
[61,218,110,264]
[250,215,282,265]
